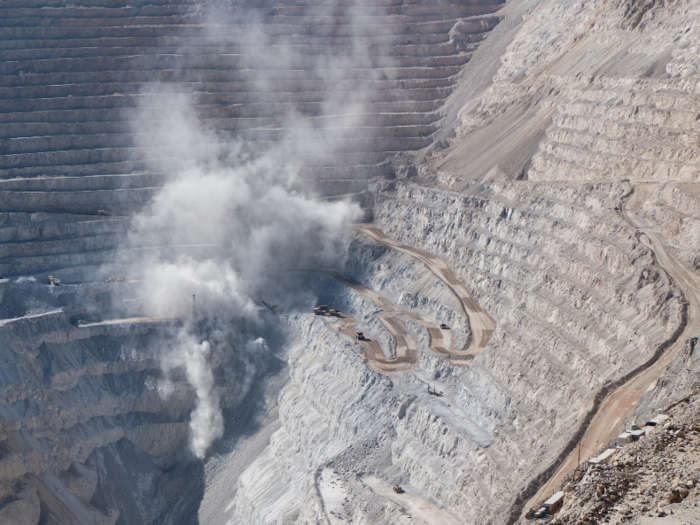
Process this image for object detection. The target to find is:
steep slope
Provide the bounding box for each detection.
[3,0,700,524]
[0,0,512,523]
[392,0,700,520]
[541,394,700,525]
[0,0,504,278]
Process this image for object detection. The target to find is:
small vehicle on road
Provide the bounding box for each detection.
[440,323,449,330]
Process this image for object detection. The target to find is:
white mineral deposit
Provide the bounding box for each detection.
[1,0,700,524]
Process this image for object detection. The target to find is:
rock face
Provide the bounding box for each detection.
[0,0,508,522]
[537,395,700,525]
[0,0,504,279]
[3,0,700,524]
[0,279,192,524]
[231,178,680,524]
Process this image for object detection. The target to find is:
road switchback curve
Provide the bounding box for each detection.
[356,224,496,357]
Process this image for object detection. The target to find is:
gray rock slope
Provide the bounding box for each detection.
[0,0,504,280]
[2,0,700,524]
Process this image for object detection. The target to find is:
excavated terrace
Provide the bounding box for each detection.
[4,0,700,524]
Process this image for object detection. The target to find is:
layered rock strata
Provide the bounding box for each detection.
[0,279,191,524]
[5,0,700,523]
[0,0,509,521]
[213,172,683,524]
[0,0,505,277]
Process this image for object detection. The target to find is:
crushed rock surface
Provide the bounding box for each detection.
[527,395,700,525]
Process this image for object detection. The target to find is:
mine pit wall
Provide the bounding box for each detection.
[0,306,194,524]
[3,173,682,524]
[0,0,510,290]
[0,274,281,524]
[633,335,700,424]
[216,0,700,522]
[228,318,398,524]
[228,318,485,524]
[367,181,684,521]
[224,266,499,523]
[225,175,687,524]
[624,181,700,284]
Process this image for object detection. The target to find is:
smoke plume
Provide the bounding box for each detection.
[114,0,392,458]
[123,90,361,458]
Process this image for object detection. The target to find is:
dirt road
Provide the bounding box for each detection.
[524,183,700,512]
[330,272,456,351]
[332,308,415,372]
[315,225,495,371]
[326,271,458,372]
[357,224,496,356]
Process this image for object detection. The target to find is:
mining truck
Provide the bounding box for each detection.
[355,331,366,341]
[315,305,342,317]
[314,305,329,315]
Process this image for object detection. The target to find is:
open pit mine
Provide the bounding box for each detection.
[2,0,700,524]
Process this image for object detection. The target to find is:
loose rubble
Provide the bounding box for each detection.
[523,396,700,525]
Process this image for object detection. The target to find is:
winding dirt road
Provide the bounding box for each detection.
[331,308,415,372]
[326,271,458,372]
[524,183,700,512]
[357,224,496,356]
[315,223,495,371]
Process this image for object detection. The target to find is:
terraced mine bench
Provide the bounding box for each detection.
[0,0,504,279]
[0,0,508,522]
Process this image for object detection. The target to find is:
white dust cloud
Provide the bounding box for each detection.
[173,339,223,459]
[119,0,395,458]
[127,91,361,458]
